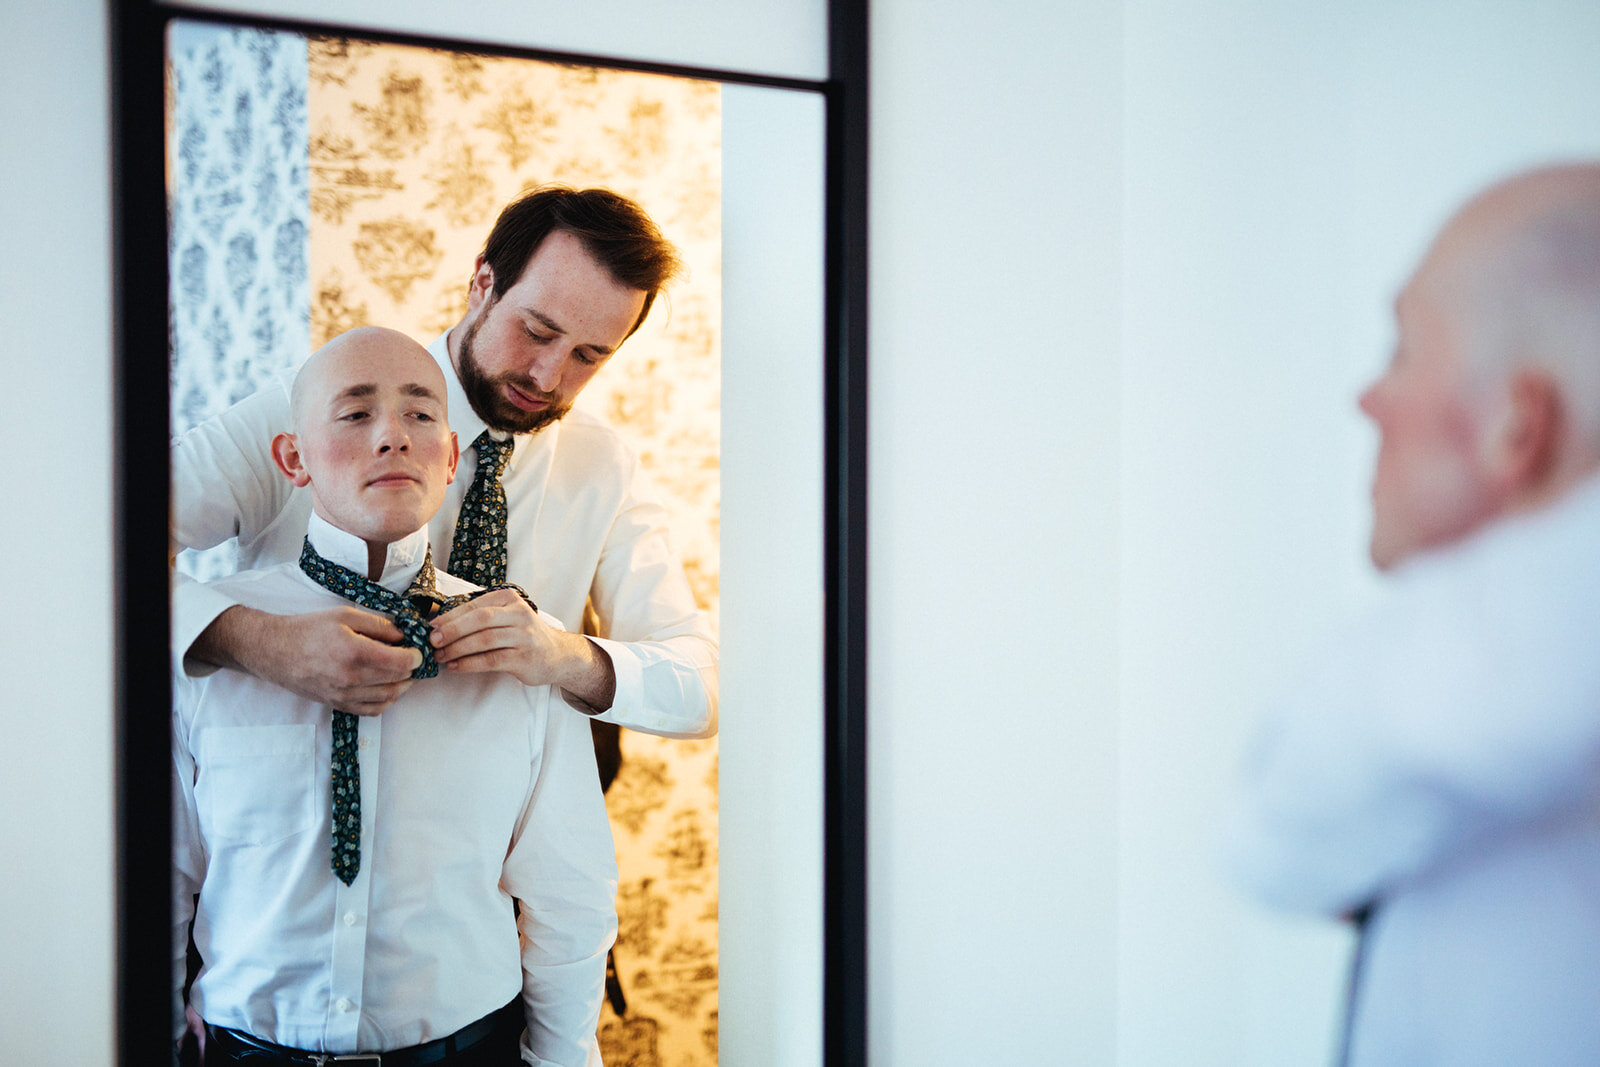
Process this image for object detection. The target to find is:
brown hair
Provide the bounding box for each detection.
[481,185,682,338]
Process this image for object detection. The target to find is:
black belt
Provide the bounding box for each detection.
[203,999,520,1066]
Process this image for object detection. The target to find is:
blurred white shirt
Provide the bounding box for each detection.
[1225,473,1600,1065]
[173,513,617,1066]
[170,331,717,738]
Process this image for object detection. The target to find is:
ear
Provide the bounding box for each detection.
[466,255,495,312]
[1486,369,1560,496]
[444,432,461,486]
[271,432,313,487]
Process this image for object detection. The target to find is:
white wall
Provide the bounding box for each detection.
[868,0,1600,1064]
[1117,4,1600,1064]
[0,0,116,1060]
[721,84,827,1067]
[173,0,827,81]
[868,1,1124,1062]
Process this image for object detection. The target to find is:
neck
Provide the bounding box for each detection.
[364,539,390,581]
[306,510,422,584]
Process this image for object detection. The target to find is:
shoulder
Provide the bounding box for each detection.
[172,365,295,443]
[547,408,640,473]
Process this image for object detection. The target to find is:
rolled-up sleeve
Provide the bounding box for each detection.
[170,373,296,675]
[583,455,717,739]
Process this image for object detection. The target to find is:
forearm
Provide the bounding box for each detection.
[189,604,272,675]
[187,602,419,713]
[550,632,616,716]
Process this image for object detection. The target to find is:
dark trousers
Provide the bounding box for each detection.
[199,1000,523,1067]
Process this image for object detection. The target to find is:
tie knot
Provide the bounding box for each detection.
[298,538,443,679]
[473,431,513,478]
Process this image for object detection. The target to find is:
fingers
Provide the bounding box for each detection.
[287,609,424,708]
[433,623,521,663]
[339,607,406,644]
[429,591,537,651]
[325,630,422,683]
[439,648,522,675]
[334,679,416,716]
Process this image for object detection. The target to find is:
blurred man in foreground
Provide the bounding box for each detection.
[1226,163,1600,1065]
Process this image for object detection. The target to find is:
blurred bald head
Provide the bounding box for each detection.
[1430,163,1600,425]
[1359,162,1600,569]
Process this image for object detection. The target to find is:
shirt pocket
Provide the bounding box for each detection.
[195,723,317,847]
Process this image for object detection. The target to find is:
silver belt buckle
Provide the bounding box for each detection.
[312,1056,383,1066]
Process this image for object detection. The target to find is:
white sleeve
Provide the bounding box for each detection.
[171,681,205,1042]
[504,690,618,1067]
[583,455,718,739]
[1223,551,1600,915]
[170,371,296,674]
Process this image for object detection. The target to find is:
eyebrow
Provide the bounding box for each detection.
[400,382,443,401]
[330,382,444,403]
[520,307,617,357]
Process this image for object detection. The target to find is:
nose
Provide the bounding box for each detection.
[375,411,410,454]
[527,348,562,394]
[1358,379,1382,420]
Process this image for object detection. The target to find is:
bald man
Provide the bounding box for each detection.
[1226,163,1600,1065]
[173,328,616,1067]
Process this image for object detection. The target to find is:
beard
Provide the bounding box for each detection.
[456,305,573,434]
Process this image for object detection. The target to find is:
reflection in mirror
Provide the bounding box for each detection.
[166,19,735,1062]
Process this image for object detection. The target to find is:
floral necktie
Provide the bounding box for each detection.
[298,536,536,885]
[449,431,514,587]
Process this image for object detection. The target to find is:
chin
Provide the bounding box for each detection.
[363,512,430,544]
[490,404,569,435]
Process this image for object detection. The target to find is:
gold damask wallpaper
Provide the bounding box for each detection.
[306,42,721,1067]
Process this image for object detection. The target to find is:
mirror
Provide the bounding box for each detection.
[144,9,835,1064]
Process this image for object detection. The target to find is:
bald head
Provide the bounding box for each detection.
[290,326,448,432]
[273,326,459,560]
[1421,163,1600,439]
[1360,161,1600,569]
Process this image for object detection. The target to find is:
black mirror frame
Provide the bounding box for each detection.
[109,0,869,1062]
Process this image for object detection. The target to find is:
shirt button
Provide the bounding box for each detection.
[357,737,371,750]
[343,912,358,926]
[336,998,354,1013]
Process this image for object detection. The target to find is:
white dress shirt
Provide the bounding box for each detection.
[1225,474,1600,1065]
[171,331,717,738]
[173,514,618,1065]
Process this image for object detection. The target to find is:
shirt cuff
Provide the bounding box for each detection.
[171,571,243,679]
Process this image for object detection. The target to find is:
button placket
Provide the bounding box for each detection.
[324,717,380,1049]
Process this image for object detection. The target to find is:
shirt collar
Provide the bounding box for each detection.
[306,511,431,594]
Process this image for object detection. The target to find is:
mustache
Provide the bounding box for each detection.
[505,378,558,403]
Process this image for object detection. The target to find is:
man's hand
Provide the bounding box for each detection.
[191,605,423,715]
[429,589,617,711]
